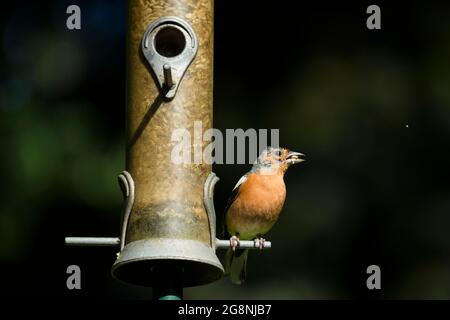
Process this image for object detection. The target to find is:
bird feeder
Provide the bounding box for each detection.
[65,0,271,298]
[111,0,223,288]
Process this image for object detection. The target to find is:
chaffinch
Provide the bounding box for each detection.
[224,147,305,284]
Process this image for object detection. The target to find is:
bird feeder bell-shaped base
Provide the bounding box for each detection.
[112,238,224,287]
[111,172,224,287]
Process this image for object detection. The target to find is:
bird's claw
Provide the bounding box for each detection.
[229,235,240,251]
[255,238,266,250]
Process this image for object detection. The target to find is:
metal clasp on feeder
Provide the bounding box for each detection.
[142,16,198,99]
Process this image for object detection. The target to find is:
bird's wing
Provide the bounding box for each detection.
[232,174,249,193]
[222,173,248,238]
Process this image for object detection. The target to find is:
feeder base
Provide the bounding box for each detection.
[111,238,224,287]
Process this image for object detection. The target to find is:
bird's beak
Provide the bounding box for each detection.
[286,151,305,165]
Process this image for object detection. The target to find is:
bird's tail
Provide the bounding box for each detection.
[224,248,248,285]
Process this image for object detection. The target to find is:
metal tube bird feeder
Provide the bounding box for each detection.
[112,0,222,290]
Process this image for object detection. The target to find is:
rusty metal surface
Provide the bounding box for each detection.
[125,0,214,245]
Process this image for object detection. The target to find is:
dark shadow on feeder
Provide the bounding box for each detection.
[126,47,170,151]
[127,93,164,152]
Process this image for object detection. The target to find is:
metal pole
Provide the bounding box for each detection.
[65,237,272,250]
[65,237,120,246]
[152,266,184,300]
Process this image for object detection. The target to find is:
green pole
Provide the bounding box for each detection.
[152,266,183,300]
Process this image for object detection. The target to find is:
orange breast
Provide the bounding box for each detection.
[225,172,286,239]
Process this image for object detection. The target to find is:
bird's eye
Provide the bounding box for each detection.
[275,150,282,157]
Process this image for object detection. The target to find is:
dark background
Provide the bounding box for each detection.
[1,0,450,299]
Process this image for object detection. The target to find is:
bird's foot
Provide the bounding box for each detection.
[255,237,266,250]
[229,235,240,251]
